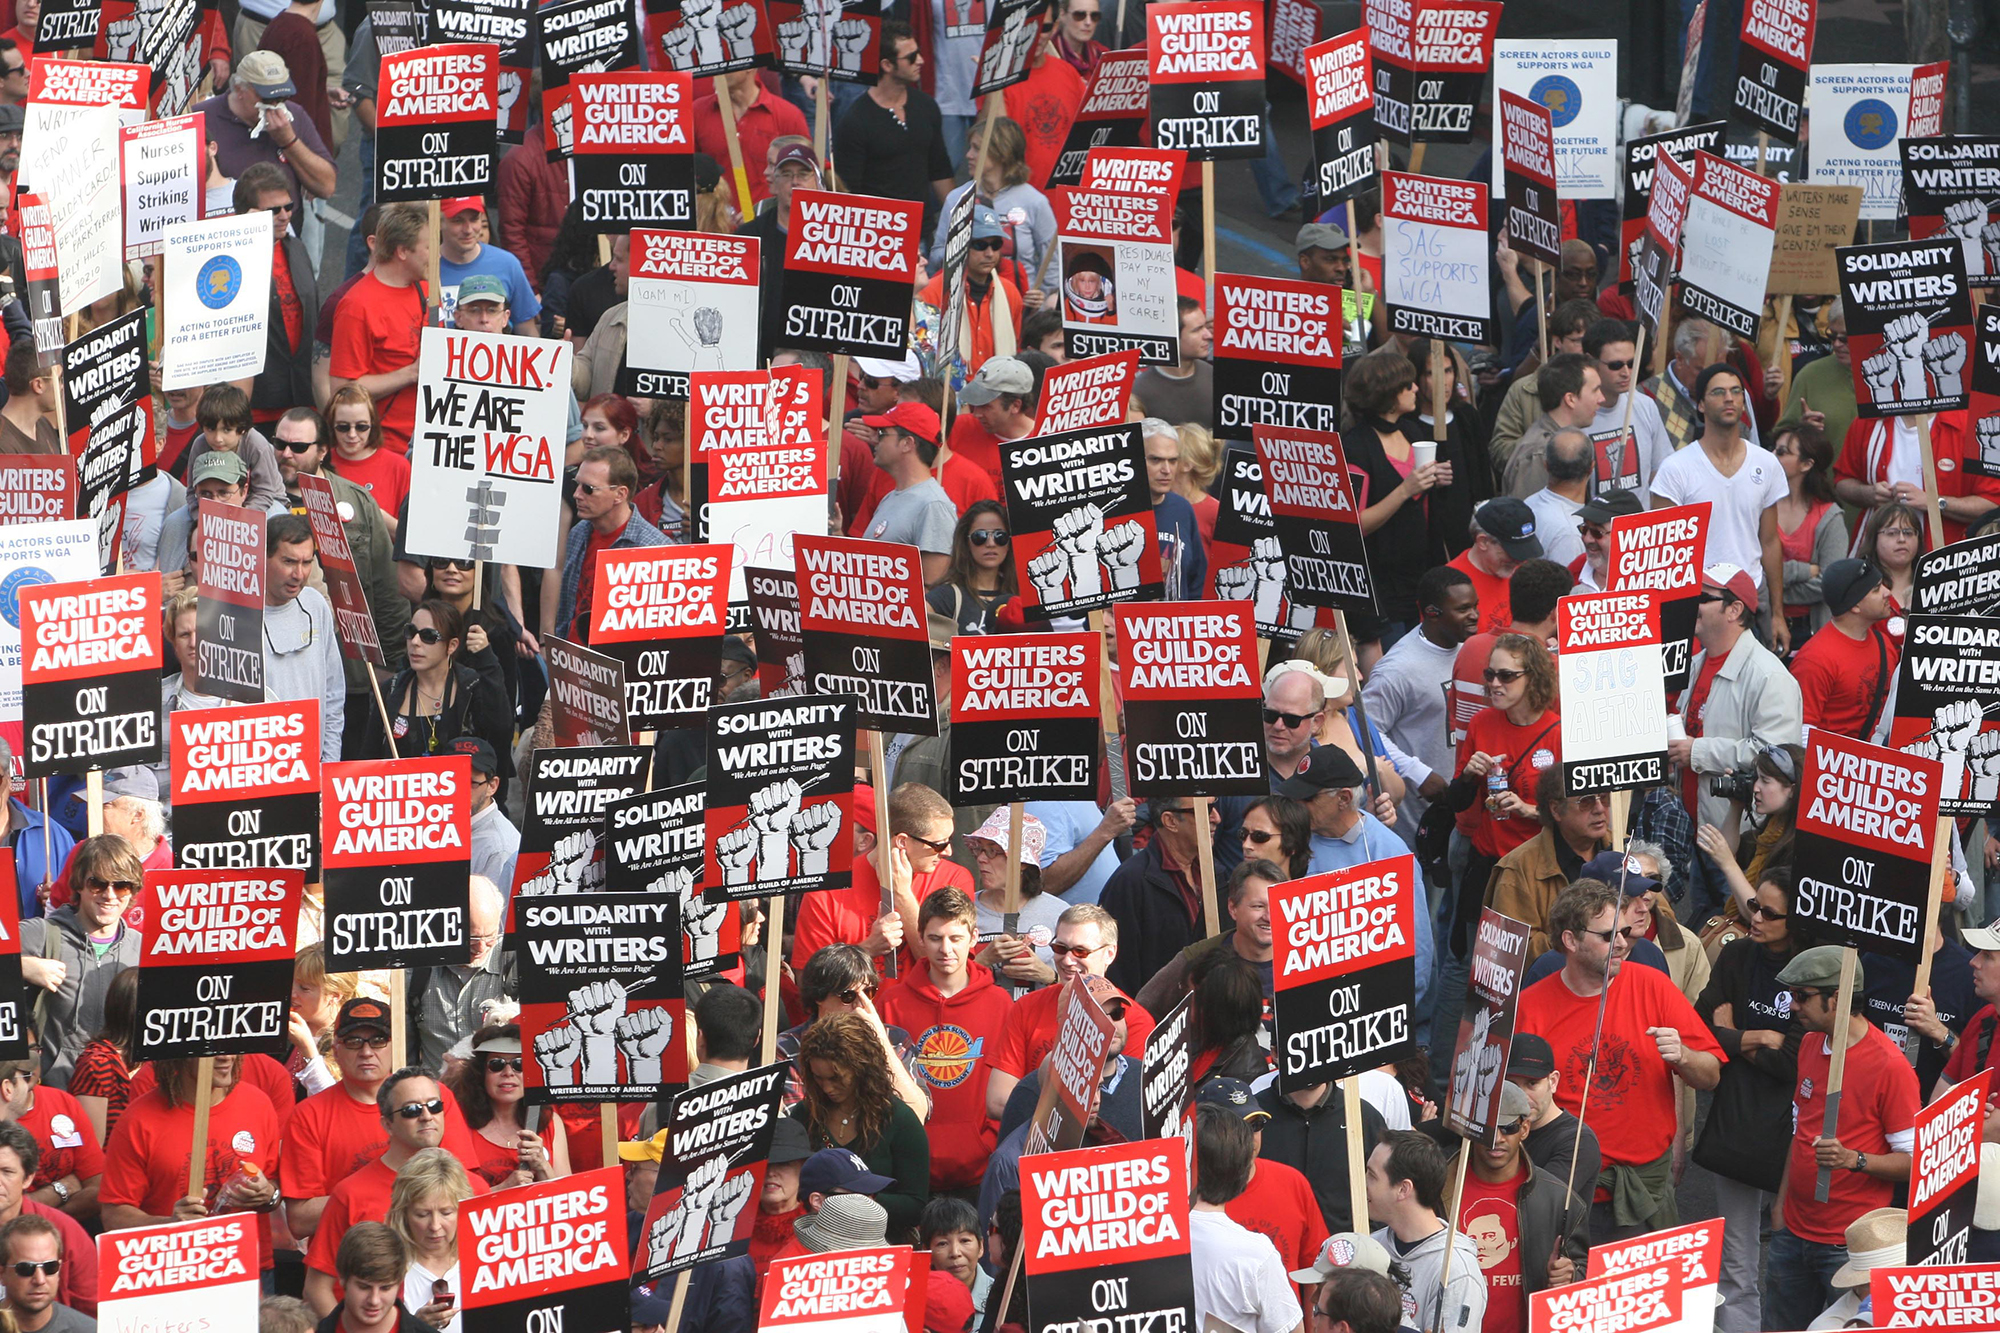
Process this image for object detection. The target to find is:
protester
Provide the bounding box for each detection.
[0,1124,94,1320]
[1503,1035,1601,1204]
[836,21,953,232]
[405,877,507,1073]
[1364,1130,1487,1333]
[0,1060,98,1226]
[0,1214,88,1333]
[436,199,538,334]
[385,1149,475,1332]
[328,203,428,454]
[1345,349,1455,638]
[1487,772,1610,957]
[550,445,670,644]
[323,1222,426,1333]
[1190,1105,1305,1333]
[19,838,142,1089]
[1447,1080,1585,1326]
[66,968,135,1146]
[1855,501,1924,646]
[1504,355,1608,499]
[1134,301,1214,429]
[1788,558,1899,737]
[1137,859,1281,1022]
[776,944,932,1119]
[363,599,509,765]
[790,1012,930,1237]
[926,501,1015,634]
[1771,425,1846,643]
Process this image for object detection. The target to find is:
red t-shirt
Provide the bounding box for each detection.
[1791,621,1899,738]
[328,272,426,454]
[1448,551,1513,634]
[1514,963,1725,1170]
[692,91,809,206]
[789,855,975,973]
[329,447,412,520]
[875,962,1017,1191]
[1834,412,1998,548]
[1943,1005,2000,1083]
[100,1083,282,1269]
[304,1157,491,1276]
[947,415,1008,497]
[1454,708,1562,859]
[161,417,201,480]
[1785,1023,1920,1245]
[1224,1157,1325,1302]
[19,1086,104,1193]
[277,1082,484,1202]
[1679,651,1728,814]
[554,1101,647,1174]
[989,981,1153,1078]
[1460,1168,1527,1333]
[1449,632,1501,748]
[273,240,303,354]
[128,1053,299,1137]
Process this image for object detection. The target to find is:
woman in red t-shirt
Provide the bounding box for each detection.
[442,1024,569,1189]
[326,385,411,530]
[1858,501,1924,653]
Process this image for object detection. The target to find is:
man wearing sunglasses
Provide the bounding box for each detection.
[551,444,670,646]
[0,1126,94,1320]
[261,512,346,757]
[1440,1080,1586,1327]
[916,206,1024,391]
[1774,299,1855,454]
[1580,319,1671,501]
[986,904,1155,1118]
[231,160,320,428]
[0,1214,84,1333]
[1488,771,1611,960]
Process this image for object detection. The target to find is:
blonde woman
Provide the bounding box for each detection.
[1174,423,1221,550]
[388,1148,477,1332]
[286,943,358,1093]
[929,117,1055,298]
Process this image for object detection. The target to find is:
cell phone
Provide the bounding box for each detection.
[433,1278,455,1309]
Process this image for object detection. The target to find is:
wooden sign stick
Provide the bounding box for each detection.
[186,1056,215,1202]
[1814,945,1860,1203]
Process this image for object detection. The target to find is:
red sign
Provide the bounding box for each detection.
[1530,1260,1684,1333]
[1020,1138,1191,1275]
[782,189,923,282]
[1909,1069,1987,1265]
[760,1248,914,1333]
[1645,147,1695,263]
[1908,62,1948,138]
[589,544,730,643]
[1608,503,1707,601]
[688,365,821,458]
[1307,29,1371,129]
[1034,351,1140,434]
[98,1215,260,1326]
[27,56,149,110]
[794,535,928,645]
[295,474,384,667]
[0,454,71,525]
[1586,1218,1723,1286]
[1114,602,1261,704]
[459,1169,628,1327]
[1871,1266,2000,1327]
[323,757,472,868]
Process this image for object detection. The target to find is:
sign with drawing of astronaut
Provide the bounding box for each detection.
[622,232,761,400]
[519,892,687,1104]
[646,0,774,75]
[1836,237,1973,419]
[637,1065,787,1280]
[1054,153,1180,365]
[767,0,879,80]
[972,0,1050,96]
[702,693,858,901]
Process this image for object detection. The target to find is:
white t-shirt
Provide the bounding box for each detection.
[1358,1067,1414,1131]
[405,1259,463,1333]
[1189,1209,1304,1333]
[1646,439,1786,589]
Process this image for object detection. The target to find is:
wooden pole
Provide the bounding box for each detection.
[712,75,756,224]
[1907,817,1955,1062]
[600,1103,618,1170]
[425,200,442,324]
[660,1263,691,1333]
[762,893,787,1065]
[1193,795,1218,939]
[1534,258,1549,366]
[1003,802,1023,916]
[1341,1076,1369,1230]
[1347,200,1364,348]
[85,770,103,837]
[827,354,850,480]
[1089,609,1128,805]
[1432,1149,1472,1333]
[868,730,896,976]
[1201,160,1216,320]
[1916,414,1947,553]
[1771,294,1795,409]
[186,1056,215,1201]
[1608,790,1630,849]
[1814,945,1860,1203]
[368,670,397,754]
[969,97,1001,211]
[390,969,407,1069]
[813,76,830,182]
[1408,143,1427,173]
[1428,337,1448,436]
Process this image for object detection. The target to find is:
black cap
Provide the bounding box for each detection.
[1474,497,1544,563]
[1506,1033,1556,1080]
[335,996,392,1038]
[1574,487,1646,527]
[1273,745,1367,801]
[448,736,498,776]
[1822,558,1883,617]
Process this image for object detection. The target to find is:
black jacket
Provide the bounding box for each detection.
[1101,838,1198,997]
[1254,1082,1386,1234]
[1446,1154,1590,1301]
[739,207,787,368]
[252,230,318,417]
[1693,935,1803,1191]
[366,657,512,773]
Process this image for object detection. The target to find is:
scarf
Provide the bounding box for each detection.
[962,276,1016,365]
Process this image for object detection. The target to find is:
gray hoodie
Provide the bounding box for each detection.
[1373,1222,1488,1333]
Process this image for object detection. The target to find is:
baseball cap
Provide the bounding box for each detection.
[1495,1079,1534,1125]
[455,274,508,306]
[925,1270,976,1333]
[0,105,23,135]
[1582,850,1660,900]
[1575,487,1645,527]
[972,206,1006,242]
[1963,926,2000,953]
[191,452,250,487]
[1506,1033,1556,1080]
[335,996,393,1038]
[449,736,499,775]
[234,50,296,100]
[442,196,486,218]
[1194,1078,1270,1124]
[1776,944,1861,992]
[854,354,921,384]
[799,1147,894,1198]
[1296,221,1351,254]
[1701,562,1758,611]
[958,355,1034,407]
[1473,497,1543,563]
[1271,745,1366,802]
[1822,558,1883,617]
[631,1288,676,1324]
[861,400,940,446]
[1288,1232,1394,1284]
[101,766,158,802]
[772,141,821,176]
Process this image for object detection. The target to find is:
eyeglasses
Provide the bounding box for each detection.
[1262,707,1315,728]
[1157,805,1195,819]
[272,437,316,452]
[334,419,371,433]
[483,1057,524,1073]
[969,528,1009,546]
[1705,385,1747,399]
[9,1261,58,1278]
[1747,901,1789,920]
[393,1098,447,1120]
[835,985,879,1005]
[1241,828,1279,845]
[970,238,1004,252]
[1581,926,1635,943]
[1049,940,1108,958]
[407,625,445,644]
[1483,668,1524,683]
[339,1033,392,1050]
[429,557,476,572]
[1599,359,1632,372]
[1828,332,1849,345]
[85,877,138,895]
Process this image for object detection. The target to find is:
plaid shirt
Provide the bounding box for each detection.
[553,508,671,642]
[1633,785,1696,905]
[1643,368,1702,451]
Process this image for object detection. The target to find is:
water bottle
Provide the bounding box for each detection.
[1485,758,1510,813]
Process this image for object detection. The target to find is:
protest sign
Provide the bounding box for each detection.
[406,326,572,568]
[1000,423,1163,619]
[375,44,498,201]
[171,701,321,875]
[1498,91,1560,266]
[1446,907,1530,1145]
[545,636,627,747]
[571,72,695,230]
[1023,976,1118,1152]
[794,535,936,734]
[1836,238,1974,419]
[1054,181,1178,365]
[949,633,1100,805]
[368,0,427,51]
[1733,0,1814,142]
[1675,151,1780,341]
[17,571,161,777]
[193,501,265,703]
[935,188,973,378]
[767,0,880,81]
[745,565,804,696]
[1555,590,1668,795]
[1618,122,1725,290]
[1022,1139,1197,1333]
[639,1064,786,1278]
[63,309,152,531]
[1276,0,1327,82]
[1767,183,1864,297]
[1492,42,1616,200]
[779,190,923,359]
[519,892,685,1102]
[429,0,535,140]
[1213,275,1342,439]
[1364,0,1413,143]
[587,545,730,728]
[1530,1260,1684,1333]
[973,0,1050,96]
[1915,531,2000,617]
[0,859,24,1058]
[1607,502,1707,693]
[160,212,273,390]
[1208,443,1305,637]
[1793,730,1942,964]
[1305,31,1376,210]
[296,474,384,666]
[1872,1266,2000,1327]
[1034,351,1139,434]
[133,0,203,115]
[1910,61,1949,138]
[119,114,201,261]
[647,0,773,76]
[1255,425,1375,615]
[1582,1220,1722,1333]
[623,230,761,398]
[135,870,302,1060]
[603,782,704,891]
[703,693,856,899]
[1146,1,1264,159]
[1270,854,1418,1091]
[1141,993,1192,1141]
[1908,1069,1987,1266]
[1046,50,1149,189]
[16,194,59,364]
[0,456,71,526]
[693,366,825,590]
[1891,616,2000,817]
[1975,306,2000,477]
[98,1216,260,1333]
[1811,65,1919,221]
[320,756,473,971]
[1114,602,1268,797]
[1633,147,1695,343]
[21,58,146,191]
[539,0,641,158]
[508,746,650,908]
[0,520,93,761]
[28,99,122,318]
[760,1249,913,1333]
[1372,1,1497,144]
[458,1169,629,1333]
[1900,138,2000,285]
[1381,170,1492,342]
[34,0,96,52]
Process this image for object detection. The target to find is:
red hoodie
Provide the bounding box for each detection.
[876,959,1015,1192]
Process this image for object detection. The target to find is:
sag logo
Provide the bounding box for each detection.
[1529,75,1582,128]
[913,1024,984,1089]
[197,255,244,310]
[0,566,53,630]
[1844,98,1898,150]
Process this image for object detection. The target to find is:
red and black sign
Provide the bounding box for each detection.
[766,0,880,81]
[971,0,1049,97]
[17,194,59,364]
[1915,523,2000,617]
[1556,592,1669,795]
[780,190,924,359]
[32,0,96,52]
[572,72,696,231]
[619,231,762,400]
[193,501,265,703]
[135,870,302,1061]
[63,310,152,532]
[1140,993,1191,1141]
[1872,1265,2000,1328]
[638,1064,786,1280]
[296,474,384,666]
[1889,616,2000,818]
[171,701,321,876]
[321,756,473,971]
[1732,0,1814,144]
[544,635,628,747]
[1837,237,1975,419]
[1608,501,1707,692]
[795,534,935,734]
[1900,139,2000,287]
[1371,0,1497,145]
[375,43,498,202]
[1305,30,1375,209]
[1147,1,1264,160]
[1034,350,1138,435]
[1046,50,1148,189]
[1208,443,1305,641]
[588,544,731,728]
[524,747,652,861]
[703,694,856,900]
[1445,907,1531,1146]
[949,632,1101,805]
[1021,1139,1197,1333]
[1972,305,2000,478]
[1676,151,1781,341]
[1023,977,1118,1152]
[1214,275,1342,440]
[760,1249,916,1333]
[1379,170,1493,343]
[17,572,161,777]
[1255,425,1374,615]
[1793,730,1943,964]
[458,1169,629,1333]
[539,0,640,158]
[429,0,535,141]
[603,782,704,891]
[1271,854,1419,1091]
[0,455,72,526]
[1114,602,1268,797]
[745,565,805,697]
[1909,1069,1987,1266]
[688,363,821,542]
[1499,89,1560,267]
[1619,122,1725,291]
[1000,423,1162,621]
[1633,146,1693,344]
[0,856,27,1060]
[519,892,686,1103]
[646,0,773,76]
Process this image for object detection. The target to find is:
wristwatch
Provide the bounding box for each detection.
[48,1179,69,1203]
[1849,1152,1868,1174]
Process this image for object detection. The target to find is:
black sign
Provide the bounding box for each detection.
[1256,426,1375,615]
[138,0,202,114]
[637,1064,788,1280]
[0,858,25,1060]
[1792,731,1943,965]
[544,635,628,747]
[1915,531,2000,618]
[135,871,302,1061]
[780,190,925,359]
[1971,305,2000,477]
[1620,122,1726,292]
[1208,445,1302,641]
[1445,907,1531,1146]
[1836,238,1975,419]
[1889,616,2000,818]
[948,633,1101,805]
[935,187,976,377]
[1732,0,1813,144]
[375,44,499,201]
[603,782,705,891]
[321,756,473,972]
[519,893,686,1103]
[193,501,265,704]
[1306,31,1375,210]
[1114,603,1270,798]
[64,311,152,539]
[1270,853,1420,1091]
[540,0,642,159]
[17,573,162,779]
[571,72,697,231]
[429,0,536,142]
[745,564,806,697]
[1000,423,1164,621]
[703,695,858,900]
[1147,0,1265,161]
[1140,993,1192,1141]
[766,0,880,81]
[368,0,427,53]
[1047,50,1148,189]
[646,0,773,77]
[33,0,96,54]
[1900,139,2000,287]
[1212,274,1342,442]
[522,746,653,866]
[171,702,322,877]
[971,0,1049,97]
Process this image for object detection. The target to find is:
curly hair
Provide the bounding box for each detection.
[796,1012,896,1152]
[1490,632,1557,714]
[446,1024,521,1130]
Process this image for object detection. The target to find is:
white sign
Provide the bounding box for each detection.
[1492,41,1618,200]
[1555,589,1669,795]
[1381,170,1492,344]
[160,212,273,390]
[24,102,123,317]
[0,520,98,758]
[121,115,204,261]
[406,326,572,569]
[1809,64,1916,222]
[625,230,762,396]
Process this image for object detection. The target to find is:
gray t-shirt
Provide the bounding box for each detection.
[39,1305,95,1333]
[929,0,990,116]
[1134,361,1213,429]
[863,478,958,553]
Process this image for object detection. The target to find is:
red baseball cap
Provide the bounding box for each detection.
[442,197,485,217]
[860,401,940,446]
[1701,562,1758,610]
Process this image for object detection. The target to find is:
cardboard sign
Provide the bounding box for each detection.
[545,636,627,747]
[1056,147,1183,365]
[1632,146,1694,344]
[135,870,302,1060]
[571,72,695,231]
[760,1248,913,1333]
[1618,122,1725,290]
[119,113,202,261]
[430,0,536,141]
[1254,425,1373,614]
[1147,1,1264,160]
[647,0,774,76]
[1900,138,2000,285]
[779,190,923,358]
[587,545,731,729]
[320,756,473,971]
[17,571,159,777]
[1445,907,1530,1146]
[1141,993,1192,1141]
[794,535,935,735]
[1583,1221,1722,1333]
[623,230,761,399]
[1768,183,1864,297]
[98,1216,260,1333]
[193,500,265,703]
[30,99,125,318]
[973,0,1050,97]
[1556,590,1668,795]
[1046,50,1149,189]
[767,0,880,81]
[539,0,641,158]
[745,565,804,696]
[1733,0,1814,143]
[639,1065,787,1278]
[1382,170,1491,342]
[1811,65,1919,221]
[406,326,572,568]
[949,633,1101,805]
[459,1169,629,1333]
[1872,1266,2000,1327]
[1113,602,1268,797]
[171,702,321,875]
[21,58,147,191]
[1213,275,1342,440]
[375,44,498,202]
[1675,151,1780,341]
[694,367,826,597]
[1916,531,2000,617]
[1034,350,1140,434]
[1908,1069,1987,1267]
[16,194,60,365]
[1891,616,2000,817]
[1023,977,1118,1152]
[523,747,652,861]
[1021,1139,1197,1333]
[160,212,273,390]
[702,694,857,899]
[296,474,384,666]
[1793,730,1943,964]
[63,309,152,535]
[1607,502,1707,693]
[1271,854,1419,1091]
[1000,423,1162,620]
[519,892,685,1102]
[1837,238,1974,419]
[0,456,71,526]
[1499,89,1561,266]
[0,858,27,1059]
[1492,42,1616,201]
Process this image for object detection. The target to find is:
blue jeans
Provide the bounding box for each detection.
[1247,104,1298,217]
[1766,1228,1847,1333]
[344,135,375,280]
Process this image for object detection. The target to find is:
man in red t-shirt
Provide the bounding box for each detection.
[693,71,809,207]
[0,1062,99,1225]
[791,783,974,973]
[986,905,1153,1117]
[1447,498,1544,636]
[951,356,1040,496]
[1447,1081,1585,1333]
[1833,410,1998,548]
[1768,946,1919,1333]
[1790,558,1900,739]
[1933,926,2000,1100]
[328,203,429,454]
[0,1124,96,1317]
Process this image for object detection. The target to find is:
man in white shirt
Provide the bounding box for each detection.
[1190,1104,1305,1333]
[1584,319,1671,502]
[1362,565,1480,839]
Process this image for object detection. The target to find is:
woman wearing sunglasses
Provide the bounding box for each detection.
[388,1148,479,1332]
[1693,743,1804,927]
[1050,0,1106,73]
[1238,796,1309,880]
[364,599,512,770]
[445,1026,567,1191]
[325,386,409,535]
[424,555,523,751]
[929,500,1016,634]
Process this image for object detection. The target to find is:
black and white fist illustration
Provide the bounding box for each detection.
[1968,729,2000,806]
[979,5,1037,86]
[537,981,666,1087]
[1919,699,1987,802]
[647,1154,755,1269]
[681,878,730,963]
[670,305,727,371]
[1924,332,1967,400]
[1864,313,1964,405]
[522,829,602,896]
[750,779,804,880]
[1945,201,1993,279]
[1976,415,2000,471]
[1214,536,1313,630]
[615,1007,674,1082]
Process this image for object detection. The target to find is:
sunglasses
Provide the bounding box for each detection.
[1497,1117,1528,1136]
[393,1098,447,1120]
[1241,828,1279,845]
[9,1261,58,1278]
[1582,926,1636,943]
[1599,359,1632,372]
[1828,332,1849,345]
[575,480,621,496]
[272,437,316,452]
[1069,8,1100,16]
[1049,940,1108,958]
[1261,708,1315,728]
[1747,901,1789,920]
[904,832,953,853]
[85,877,138,894]
[334,420,371,433]
[407,625,445,644]
[1483,667,1525,683]
[1697,591,1728,604]
[339,1033,392,1050]
[969,528,1010,546]
[429,557,476,572]
[1788,987,1826,1004]
[1157,805,1195,819]
[970,238,1004,252]
[267,201,297,215]
[483,1057,524,1073]
[835,985,879,1005]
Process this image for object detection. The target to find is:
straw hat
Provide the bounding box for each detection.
[794,1194,890,1253]
[1830,1207,1906,1288]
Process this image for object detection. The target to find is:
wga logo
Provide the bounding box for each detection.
[1844,98,1898,149]
[1529,74,1582,128]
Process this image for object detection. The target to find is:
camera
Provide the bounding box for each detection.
[1708,768,1757,805]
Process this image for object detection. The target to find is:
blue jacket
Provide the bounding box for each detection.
[1152,490,1207,601]
[6,800,74,917]
[1306,811,1433,1034]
